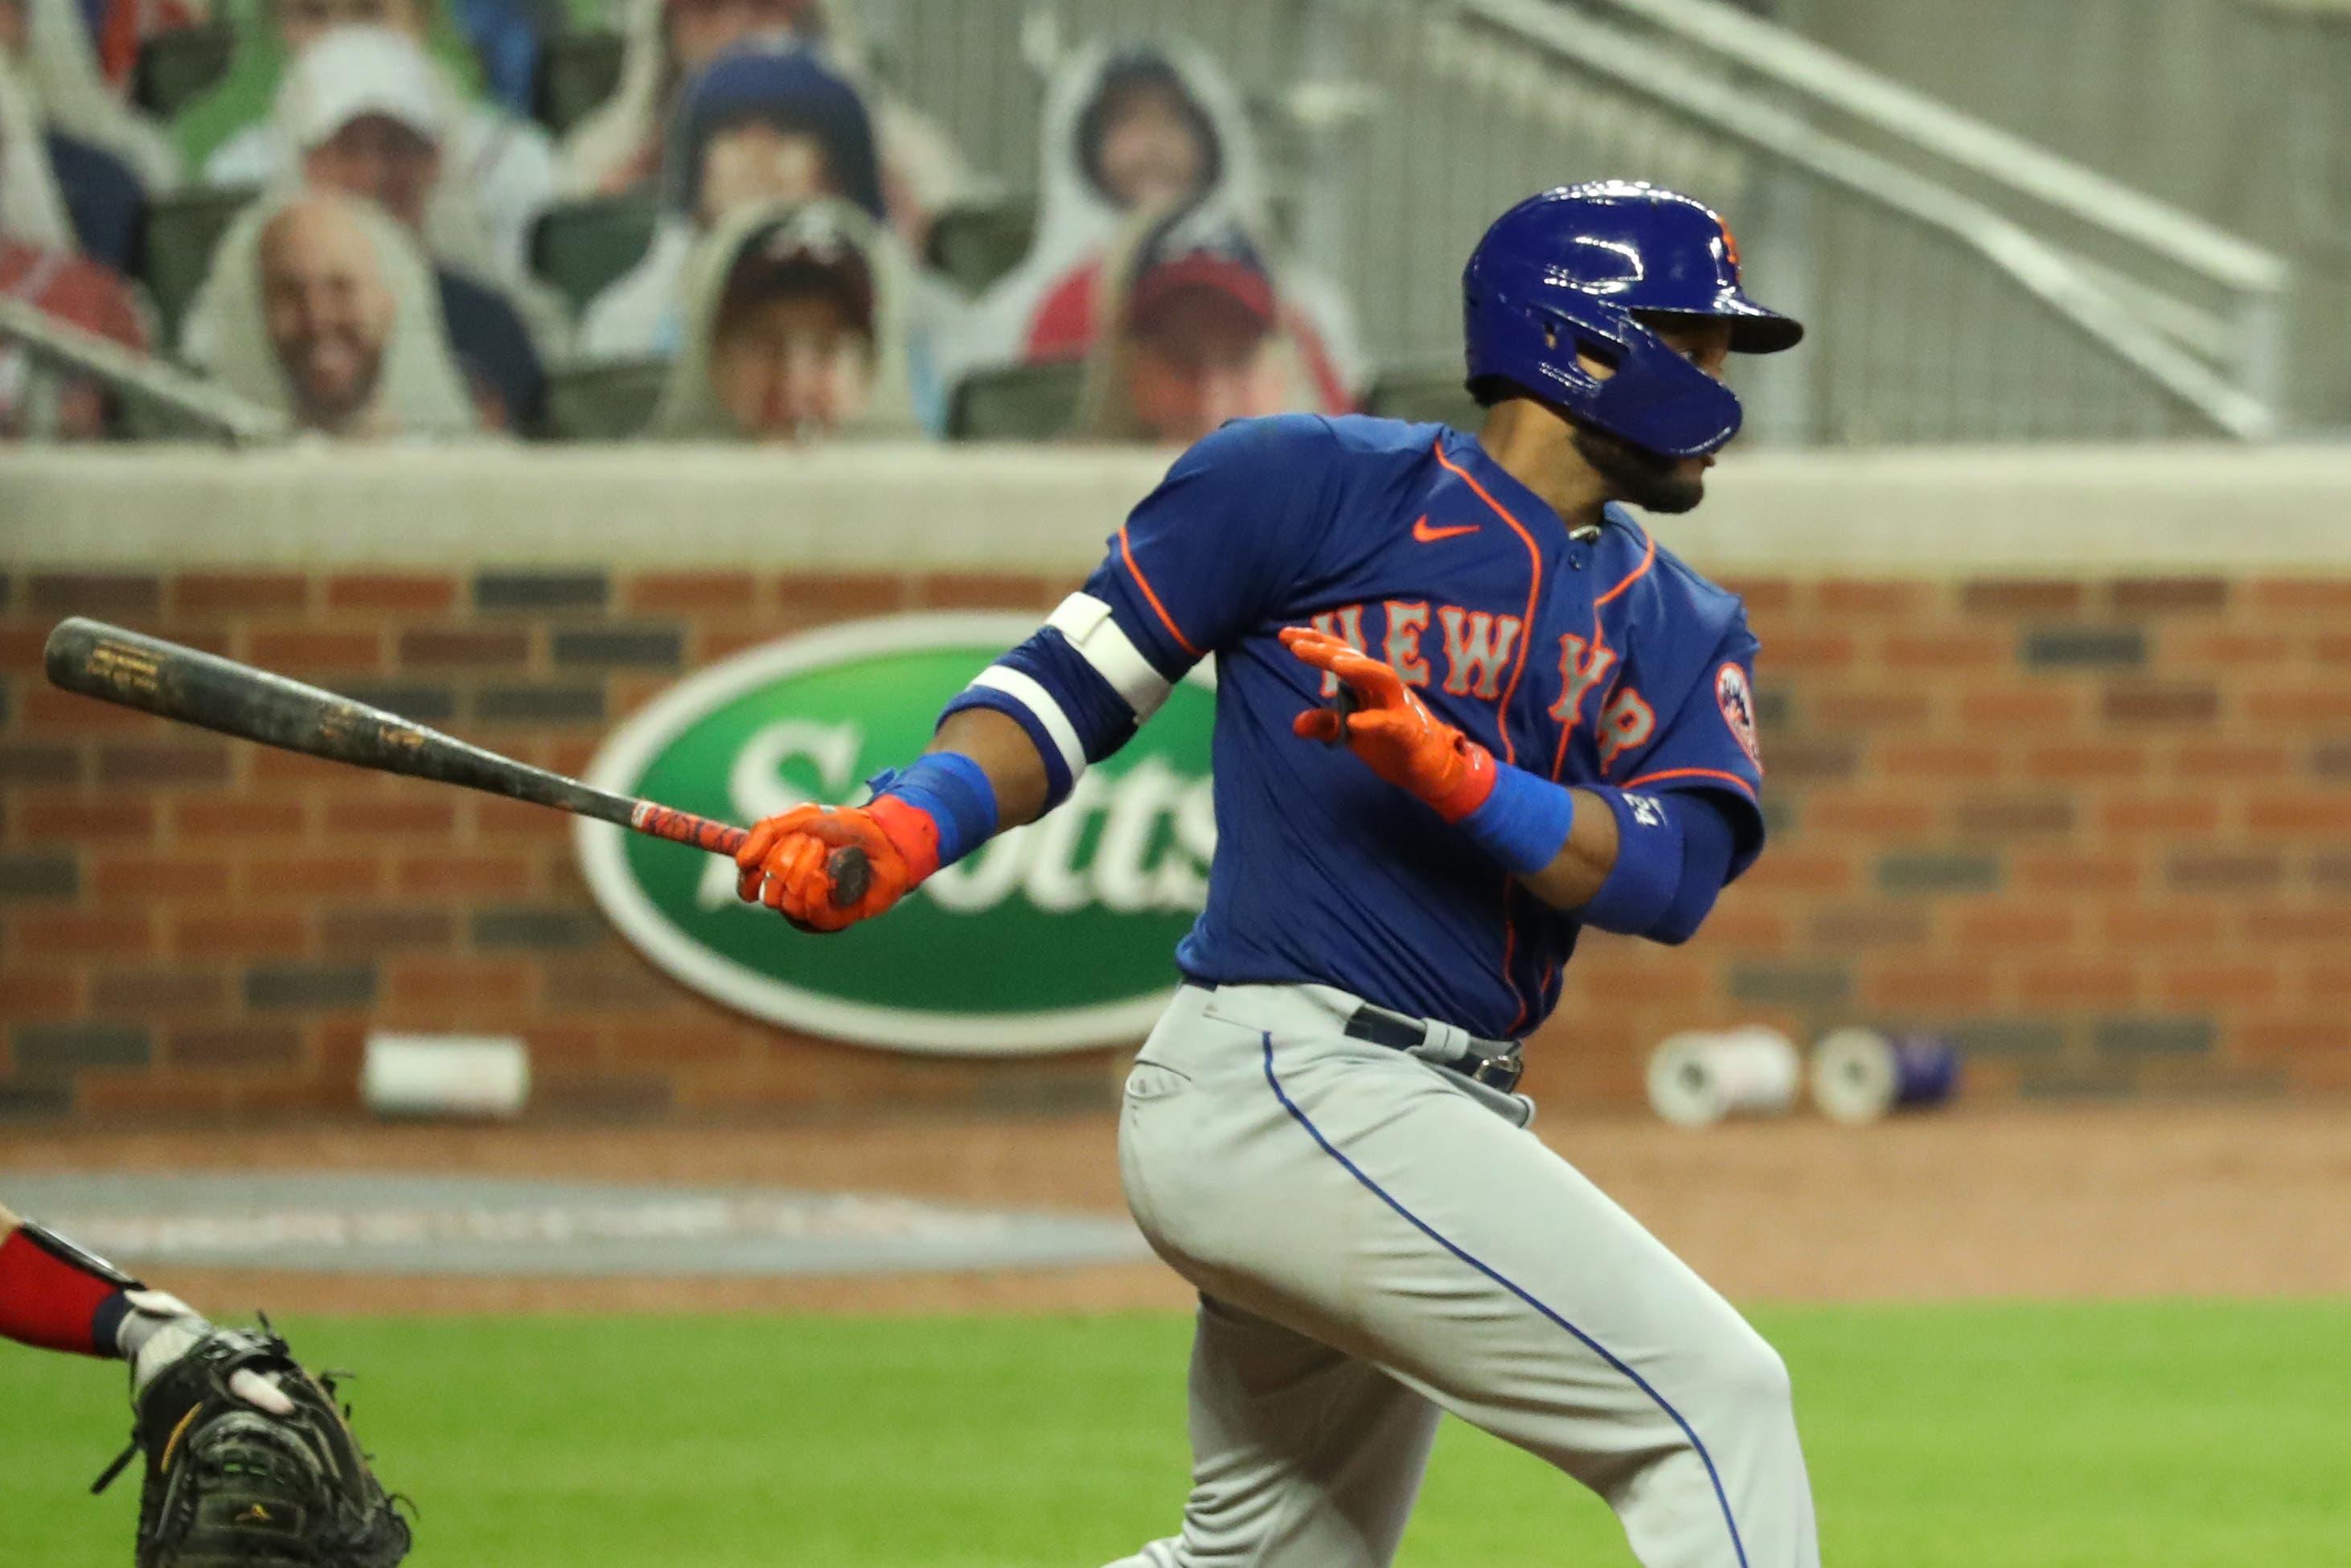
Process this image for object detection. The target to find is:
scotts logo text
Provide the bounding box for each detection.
[577,615,1216,1053]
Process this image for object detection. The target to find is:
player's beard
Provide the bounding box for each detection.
[1572,425,1707,514]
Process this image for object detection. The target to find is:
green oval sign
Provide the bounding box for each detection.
[577,614,1215,1054]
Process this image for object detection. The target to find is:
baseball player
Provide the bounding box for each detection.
[735,181,1817,1566]
[0,1200,410,1565]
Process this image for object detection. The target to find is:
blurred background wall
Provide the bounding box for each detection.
[10,445,2350,1119]
[4,0,2349,1123]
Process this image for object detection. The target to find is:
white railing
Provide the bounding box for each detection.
[1540,0,2291,421]
[1579,0,2286,293]
[1385,0,2285,438]
[865,0,2296,441]
[0,298,289,446]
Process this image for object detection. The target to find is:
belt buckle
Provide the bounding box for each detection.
[1470,1053,1523,1094]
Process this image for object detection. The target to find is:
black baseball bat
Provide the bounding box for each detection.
[42,618,869,905]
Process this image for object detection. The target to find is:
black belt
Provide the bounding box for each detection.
[1341,1004,1525,1094]
[1186,981,1524,1094]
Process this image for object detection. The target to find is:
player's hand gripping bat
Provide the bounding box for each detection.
[42,617,870,906]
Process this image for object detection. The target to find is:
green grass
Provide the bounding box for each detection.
[6,1299,2347,1566]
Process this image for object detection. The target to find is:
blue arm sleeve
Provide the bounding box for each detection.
[995,630,1139,761]
[1576,789,1738,946]
[937,627,1139,811]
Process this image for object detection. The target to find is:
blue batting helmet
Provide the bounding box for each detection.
[1463,181,1802,458]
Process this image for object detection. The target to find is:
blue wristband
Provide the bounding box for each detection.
[1454,761,1577,876]
[867,753,1000,869]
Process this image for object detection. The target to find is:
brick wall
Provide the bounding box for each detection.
[3,565,2346,1122]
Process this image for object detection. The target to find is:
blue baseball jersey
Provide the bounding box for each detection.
[991,413,1767,1040]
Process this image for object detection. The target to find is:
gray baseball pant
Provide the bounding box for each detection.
[1102,982,1820,1568]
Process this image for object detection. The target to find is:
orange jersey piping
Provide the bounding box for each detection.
[1621,766,1758,798]
[1118,520,1203,661]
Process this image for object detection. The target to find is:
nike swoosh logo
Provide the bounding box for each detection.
[1412,515,1480,543]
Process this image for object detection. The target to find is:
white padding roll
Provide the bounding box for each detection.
[1811,1027,1898,1125]
[1809,1027,1960,1123]
[1646,1027,1801,1128]
[363,1032,530,1119]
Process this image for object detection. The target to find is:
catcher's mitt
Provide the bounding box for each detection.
[92,1321,412,1568]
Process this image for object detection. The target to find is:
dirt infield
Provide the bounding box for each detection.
[3,1098,2345,1315]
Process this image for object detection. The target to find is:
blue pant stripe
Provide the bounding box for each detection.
[1259,1033,1750,1568]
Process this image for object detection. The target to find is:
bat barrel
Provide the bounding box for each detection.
[47,618,864,909]
[43,617,635,825]
[43,617,169,713]
[47,615,425,763]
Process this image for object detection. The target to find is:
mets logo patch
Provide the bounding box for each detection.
[1715,662,1762,766]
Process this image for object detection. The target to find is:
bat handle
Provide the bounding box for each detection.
[1321,685,1360,747]
[630,802,749,856]
[826,846,872,908]
[630,800,871,909]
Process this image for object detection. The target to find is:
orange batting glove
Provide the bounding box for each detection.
[1280,626,1497,822]
[732,801,936,934]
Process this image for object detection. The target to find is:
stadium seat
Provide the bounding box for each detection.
[132,23,235,119]
[533,31,627,137]
[946,360,1085,441]
[543,359,670,439]
[139,186,261,351]
[924,196,1037,296]
[1364,366,1482,433]
[530,196,660,317]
